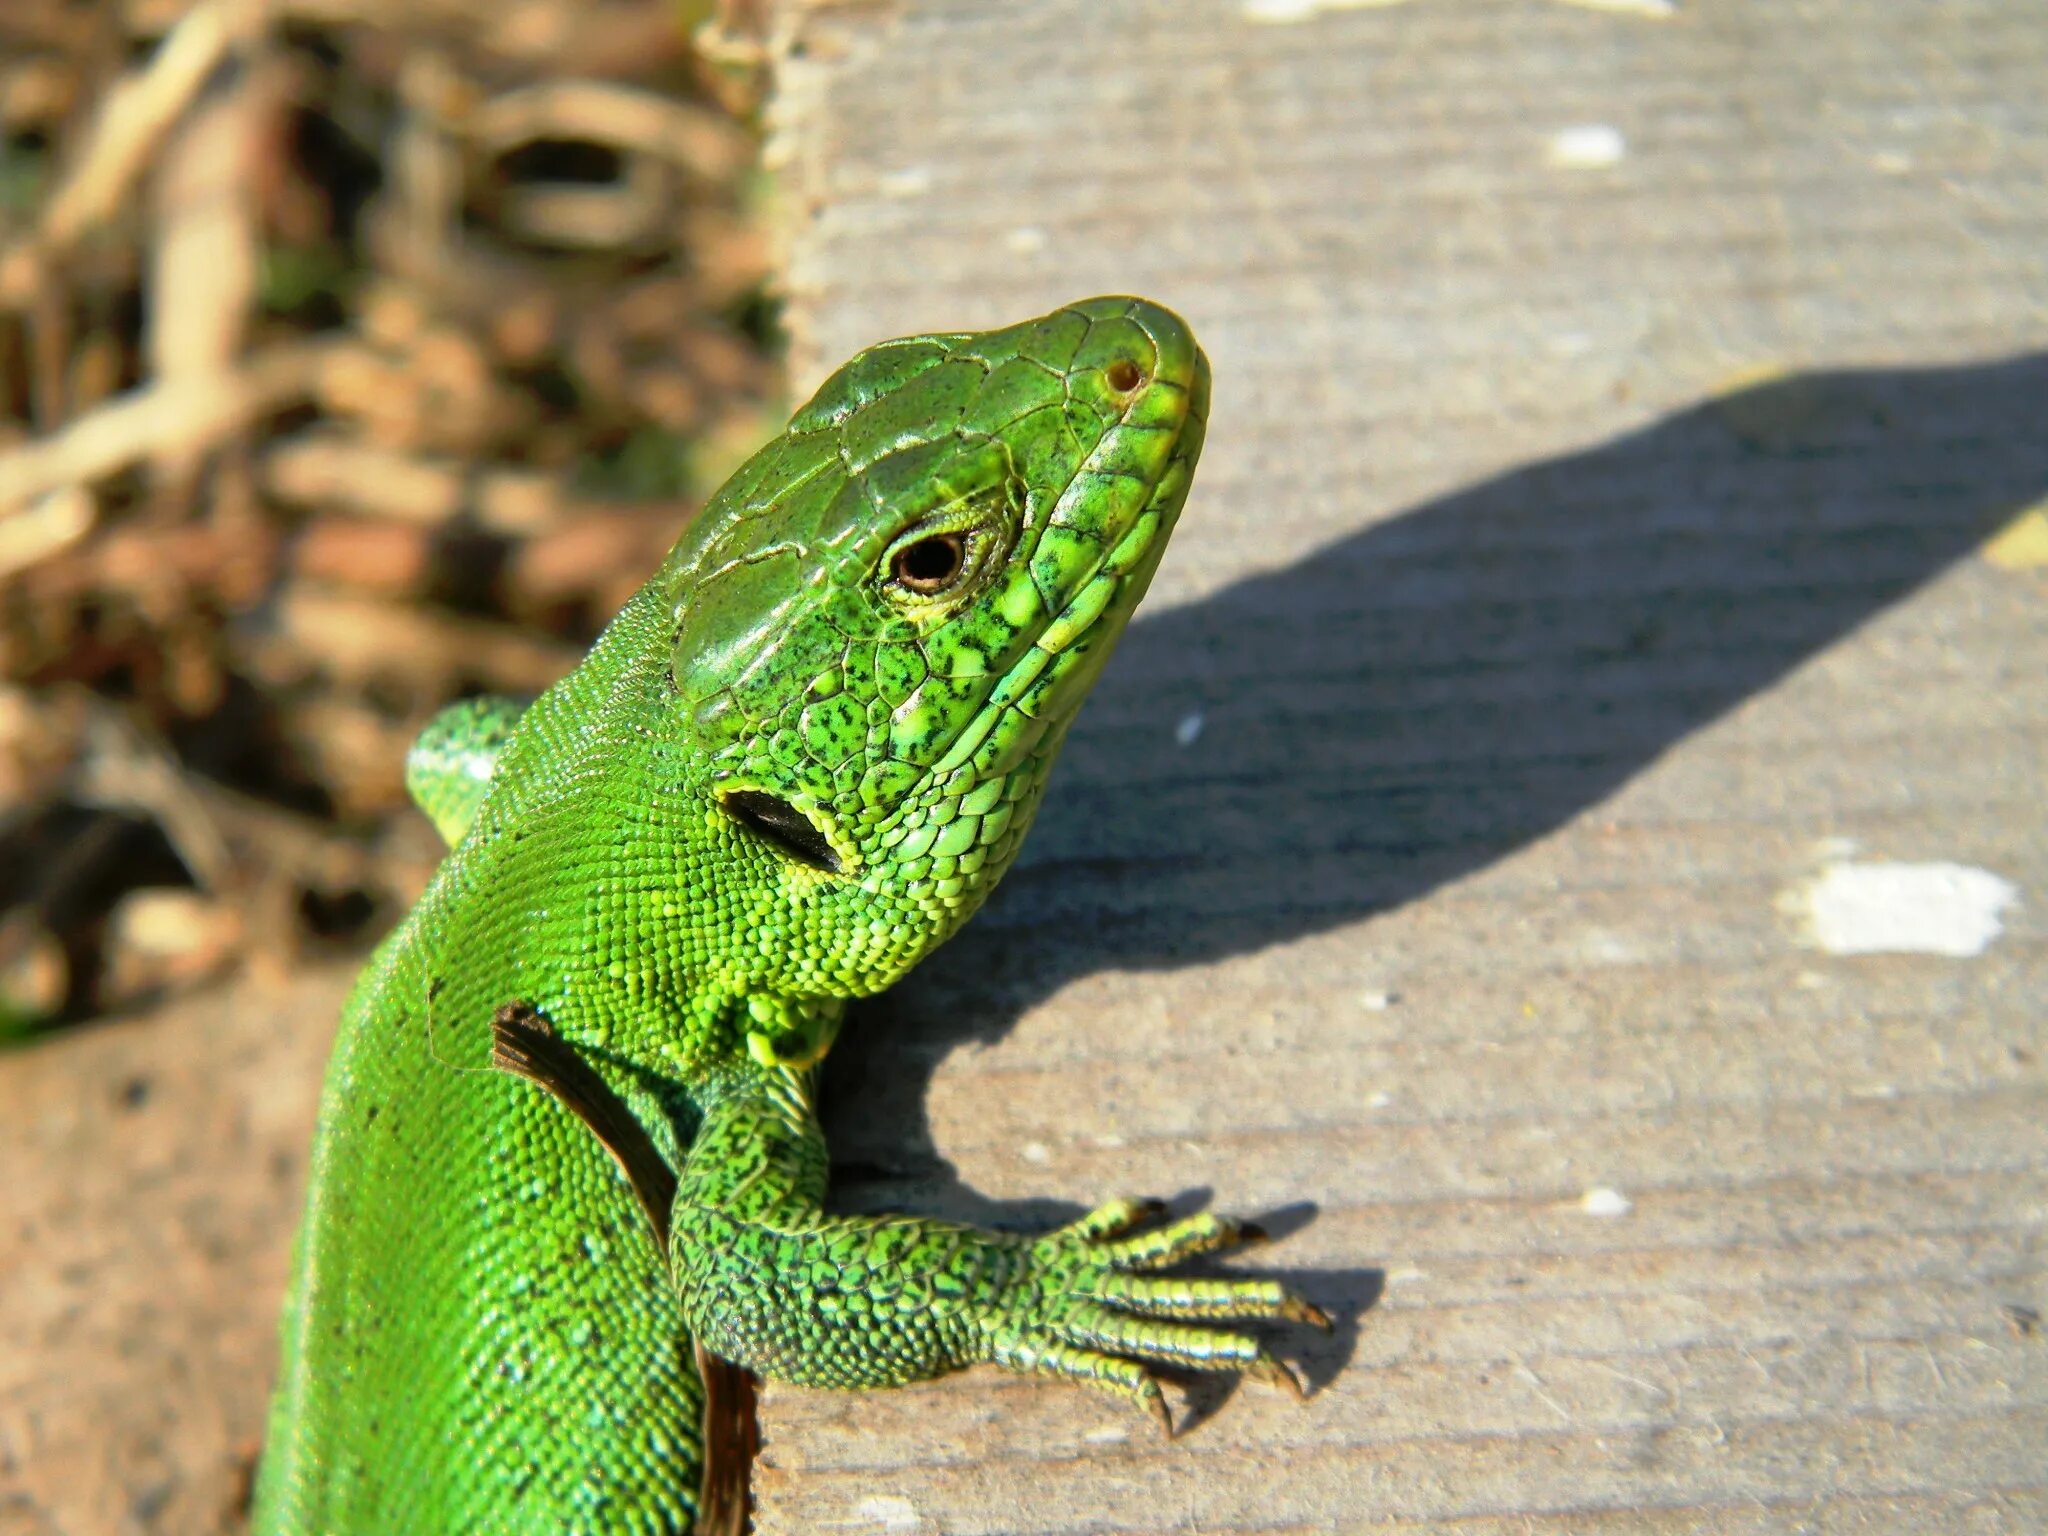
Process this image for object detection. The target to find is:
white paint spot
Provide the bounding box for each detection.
[1241,0,1411,23]
[1579,928,1639,965]
[1019,1140,1051,1166]
[877,165,933,198]
[1083,1424,1130,1444]
[1385,1265,1428,1286]
[1793,860,2017,958]
[1548,123,1628,169]
[1174,710,1205,747]
[852,1495,922,1532]
[1246,0,1666,25]
[1551,0,1676,15]
[1359,988,1398,1011]
[1005,225,1048,255]
[1580,1186,1633,1218]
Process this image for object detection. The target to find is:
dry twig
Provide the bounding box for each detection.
[0,0,269,308]
[0,339,349,516]
[0,0,775,1020]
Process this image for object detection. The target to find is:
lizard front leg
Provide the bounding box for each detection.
[668,1062,1326,1431]
[404,694,528,845]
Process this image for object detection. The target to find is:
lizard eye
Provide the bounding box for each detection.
[890,534,968,594]
[878,481,1016,609]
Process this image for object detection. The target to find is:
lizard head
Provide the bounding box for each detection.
[662,296,1207,997]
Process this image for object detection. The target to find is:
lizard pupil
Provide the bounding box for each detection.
[893,534,967,593]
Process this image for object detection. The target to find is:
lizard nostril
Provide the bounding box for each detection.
[1106,359,1144,393]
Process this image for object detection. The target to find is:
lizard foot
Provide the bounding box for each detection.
[981,1199,1329,1436]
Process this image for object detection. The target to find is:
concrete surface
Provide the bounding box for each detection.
[3,1,2046,1533]
[756,0,2048,1531]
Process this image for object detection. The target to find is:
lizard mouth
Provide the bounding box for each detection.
[719,789,844,875]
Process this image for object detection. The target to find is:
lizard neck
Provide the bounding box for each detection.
[411,580,851,1092]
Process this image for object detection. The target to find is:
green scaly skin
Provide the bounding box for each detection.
[254,297,1323,1534]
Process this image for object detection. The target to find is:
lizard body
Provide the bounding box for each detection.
[254,298,1320,1534]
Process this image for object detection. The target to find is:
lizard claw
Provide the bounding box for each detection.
[1141,1375,1176,1440]
[1244,1355,1309,1402]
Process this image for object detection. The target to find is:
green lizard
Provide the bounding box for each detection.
[253,297,1324,1534]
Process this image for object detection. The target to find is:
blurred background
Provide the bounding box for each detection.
[0,0,782,1033]
[3,3,2045,1534]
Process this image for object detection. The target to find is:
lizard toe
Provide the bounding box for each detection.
[1094,1210,1261,1270]
[989,1334,1174,1433]
[1058,1196,1171,1244]
[1082,1270,1326,1327]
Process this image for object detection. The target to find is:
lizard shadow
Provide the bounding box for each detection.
[821,352,2048,1361]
